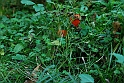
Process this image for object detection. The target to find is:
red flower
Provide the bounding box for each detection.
[58,30,67,37]
[72,19,80,27]
[69,14,81,27]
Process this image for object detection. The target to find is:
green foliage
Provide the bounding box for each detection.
[21,0,35,5]
[46,0,54,4]
[112,53,124,65]
[79,74,94,83]
[0,0,124,83]
[12,54,27,61]
[80,5,88,13]
[13,43,24,53]
[33,4,45,12]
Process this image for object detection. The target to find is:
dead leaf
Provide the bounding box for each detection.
[112,21,121,38]
[32,64,41,77]
[112,21,121,34]
[24,64,41,83]
[86,0,92,8]
[51,40,61,46]
[24,79,34,83]
[92,13,97,22]
[58,30,67,37]
[74,14,81,20]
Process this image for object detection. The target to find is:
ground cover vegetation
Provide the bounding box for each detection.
[0,0,124,83]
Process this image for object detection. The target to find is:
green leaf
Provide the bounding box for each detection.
[29,52,36,57]
[114,69,121,74]
[89,70,99,75]
[0,23,5,28]
[0,45,4,48]
[79,74,94,83]
[112,53,124,65]
[0,49,4,55]
[21,0,35,5]
[46,0,54,4]
[46,0,52,3]
[13,44,24,53]
[12,54,27,61]
[33,4,44,12]
[80,29,89,36]
[50,40,61,46]
[2,16,9,22]
[80,5,88,13]
[91,48,98,52]
[0,36,8,39]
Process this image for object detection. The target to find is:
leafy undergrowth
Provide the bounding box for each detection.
[0,0,124,83]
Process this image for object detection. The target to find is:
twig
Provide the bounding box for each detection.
[81,57,87,72]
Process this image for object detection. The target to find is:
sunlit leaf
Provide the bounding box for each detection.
[50,40,61,46]
[79,74,94,83]
[0,49,4,55]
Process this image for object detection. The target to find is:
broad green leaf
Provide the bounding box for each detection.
[13,44,24,53]
[33,4,44,12]
[12,54,27,61]
[113,53,124,64]
[21,0,35,5]
[79,74,94,83]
